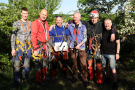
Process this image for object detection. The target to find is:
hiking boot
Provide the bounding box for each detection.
[52,77,56,84]
[23,79,28,84]
[112,82,118,90]
[88,79,93,83]
[70,78,78,83]
[64,75,71,80]
[42,76,51,81]
[84,81,90,87]
[45,77,51,81]
[98,84,103,89]
[36,81,46,86]
[104,77,110,84]
[13,85,18,90]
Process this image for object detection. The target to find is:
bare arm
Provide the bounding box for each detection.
[116,39,120,60]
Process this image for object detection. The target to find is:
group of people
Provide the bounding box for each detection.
[11,7,120,90]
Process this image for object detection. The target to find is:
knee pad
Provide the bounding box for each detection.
[24,58,30,68]
[13,61,20,72]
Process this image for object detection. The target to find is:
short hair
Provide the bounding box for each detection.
[21,7,28,12]
[74,12,81,17]
[104,19,112,23]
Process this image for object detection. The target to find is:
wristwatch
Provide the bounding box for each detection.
[116,53,119,55]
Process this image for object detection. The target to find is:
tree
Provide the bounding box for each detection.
[77,0,128,21]
[77,0,125,14]
[118,1,135,36]
[0,0,62,64]
[131,0,135,11]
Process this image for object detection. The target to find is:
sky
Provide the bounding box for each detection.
[0,0,117,14]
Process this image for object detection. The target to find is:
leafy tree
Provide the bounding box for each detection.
[77,0,128,21]
[78,0,127,14]
[0,0,62,65]
[131,0,135,11]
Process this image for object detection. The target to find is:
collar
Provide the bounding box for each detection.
[89,20,98,26]
[38,17,46,23]
[21,19,28,23]
[72,21,82,28]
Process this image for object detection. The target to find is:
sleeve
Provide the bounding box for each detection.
[65,28,70,46]
[11,22,18,50]
[115,32,119,40]
[48,30,55,47]
[48,36,55,47]
[82,26,87,43]
[111,24,117,32]
[67,35,70,46]
[31,21,38,51]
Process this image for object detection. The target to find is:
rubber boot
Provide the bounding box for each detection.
[88,60,94,81]
[35,63,42,82]
[96,63,103,84]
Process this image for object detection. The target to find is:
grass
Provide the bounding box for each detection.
[1,39,135,90]
[0,57,135,90]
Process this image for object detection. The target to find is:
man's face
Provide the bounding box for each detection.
[40,10,47,21]
[91,17,98,24]
[56,17,63,27]
[21,10,28,20]
[73,13,81,24]
[104,20,112,30]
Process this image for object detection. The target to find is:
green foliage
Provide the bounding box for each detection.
[0,0,62,66]
[77,0,127,14]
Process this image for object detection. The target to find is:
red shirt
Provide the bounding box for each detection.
[31,17,49,51]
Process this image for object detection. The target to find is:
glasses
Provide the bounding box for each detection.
[56,16,62,18]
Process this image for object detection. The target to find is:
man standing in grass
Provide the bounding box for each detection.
[48,16,71,83]
[11,7,32,89]
[31,9,50,86]
[68,12,89,87]
[101,19,120,90]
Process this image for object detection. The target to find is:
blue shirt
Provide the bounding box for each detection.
[49,26,70,43]
[68,21,87,50]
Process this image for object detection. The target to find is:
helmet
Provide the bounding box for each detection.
[90,10,99,17]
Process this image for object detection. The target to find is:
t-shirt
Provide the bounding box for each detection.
[49,25,70,42]
[100,29,119,54]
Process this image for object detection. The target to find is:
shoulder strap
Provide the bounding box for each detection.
[53,26,57,37]
[19,20,30,37]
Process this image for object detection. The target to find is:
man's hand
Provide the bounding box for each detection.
[64,22,69,28]
[110,33,115,41]
[75,44,81,49]
[116,54,119,60]
[49,25,55,31]
[34,51,38,56]
[11,49,16,56]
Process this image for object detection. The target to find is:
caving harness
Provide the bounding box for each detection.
[53,25,68,56]
[13,20,31,68]
[32,19,53,69]
[73,27,81,57]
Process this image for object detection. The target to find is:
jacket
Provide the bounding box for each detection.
[68,21,87,50]
[31,17,49,51]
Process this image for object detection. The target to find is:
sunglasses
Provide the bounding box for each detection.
[56,16,62,18]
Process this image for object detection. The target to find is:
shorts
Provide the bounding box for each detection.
[102,54,116,69]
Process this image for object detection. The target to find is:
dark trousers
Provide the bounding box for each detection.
[51,51,68,77]
[13,58,30,85]
[70,50,87,81]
